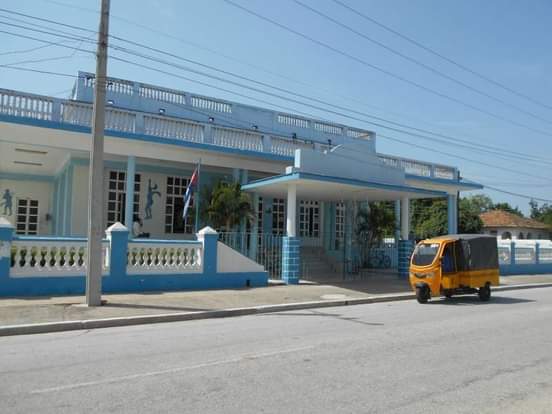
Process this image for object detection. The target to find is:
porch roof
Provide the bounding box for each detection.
[242,172,448,202]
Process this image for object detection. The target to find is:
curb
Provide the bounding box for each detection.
[1,283,551,337]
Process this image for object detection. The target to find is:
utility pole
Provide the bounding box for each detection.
[85,0,110,306]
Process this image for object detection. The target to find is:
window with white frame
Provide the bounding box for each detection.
[106,171,141,227]
[299,200,320,238]
[272,198,285,235]
[16,198,39,235]
[165,176,194,234]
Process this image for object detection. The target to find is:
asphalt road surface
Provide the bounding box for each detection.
[1,287,552,413]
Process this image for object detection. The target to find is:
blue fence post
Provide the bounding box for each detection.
[510,241,516,265]
[282,236,301,284]
[535,242,540,265]
[0,218,14,281]
[398,240,415,278]
[106,222,129,280]
[198,226,218,276]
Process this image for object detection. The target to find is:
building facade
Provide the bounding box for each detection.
[0,71,481,284]
[480,210,551,240]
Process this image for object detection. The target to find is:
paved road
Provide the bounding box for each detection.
[1,287,552,413]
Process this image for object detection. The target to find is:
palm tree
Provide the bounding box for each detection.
[205,181,254,231]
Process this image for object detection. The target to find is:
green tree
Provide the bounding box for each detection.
[355,202,395,247]
[529,200,552,226]
[203,181,254,231]
[458,197,484,233]
[492,202,523,217]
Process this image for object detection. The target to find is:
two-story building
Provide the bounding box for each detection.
[0,71,481,283]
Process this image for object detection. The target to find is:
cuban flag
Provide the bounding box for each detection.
[183,167,199,220]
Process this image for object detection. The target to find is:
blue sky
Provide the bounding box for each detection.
[2,0,551,214]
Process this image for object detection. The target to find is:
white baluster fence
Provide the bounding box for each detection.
[127,241,203,274]
[10,238,110,277]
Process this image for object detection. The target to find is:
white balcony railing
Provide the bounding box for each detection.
[0,87,459,182]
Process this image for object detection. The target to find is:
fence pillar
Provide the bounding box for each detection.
[282,236,300,284]
[262,134,272,153]
[398,240,415,278]
[0,218,14,280]
[510,241,516,265]
[106,222,129,279]
[198,226,218,276]
[447,194,458,234]
[400,197,410,240]
[535,242,540,265]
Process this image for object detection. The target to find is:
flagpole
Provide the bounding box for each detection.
[195,158,201,233]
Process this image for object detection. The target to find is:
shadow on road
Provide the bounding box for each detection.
[103,303,213,312]
[428,296,535,306]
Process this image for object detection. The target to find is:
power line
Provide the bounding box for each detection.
[331,0,552,112]
[473,184,552,203]
[3,10,552,166]
[221,0,552,138]
[294,0,552,127]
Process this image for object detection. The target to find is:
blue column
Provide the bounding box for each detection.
[0,219,14,282]
[535,242,540,265]
[282,236,301,284]
[124,156,136,230]
[398,240,415,278]
[447,194,458,234]
[510,241,516,265]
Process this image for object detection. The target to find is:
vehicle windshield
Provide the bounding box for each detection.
[412,243,441,266]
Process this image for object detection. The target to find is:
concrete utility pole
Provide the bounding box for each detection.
[85,0,110,306]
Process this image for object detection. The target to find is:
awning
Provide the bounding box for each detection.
[242,172,448,202]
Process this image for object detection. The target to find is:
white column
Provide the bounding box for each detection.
[447,194,458,234]
[124,156,136,229]
[400,197,409,240]
[286,184,297,237]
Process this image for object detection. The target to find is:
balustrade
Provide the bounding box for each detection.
[127,241,202,274]
[10,238,109,277]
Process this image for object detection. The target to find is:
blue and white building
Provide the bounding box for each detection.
[0,71,482,295]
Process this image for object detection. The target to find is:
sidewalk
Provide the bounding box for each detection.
[0,275,550,331]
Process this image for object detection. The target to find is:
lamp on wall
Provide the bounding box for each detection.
[107,99,114,105]
[158,108,166,115]
[292,133,297,140]
[252,125,258,130]
[208,116,215,123]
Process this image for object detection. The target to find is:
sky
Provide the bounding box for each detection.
[1,0,551,214]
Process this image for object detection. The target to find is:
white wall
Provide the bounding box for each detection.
[483,227,550,240]
[71,164,90,236]
[0,178,53,235]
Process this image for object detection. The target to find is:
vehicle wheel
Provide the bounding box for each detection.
[444,290,453,299]
[478,283,491,302]
[416,285,430,304]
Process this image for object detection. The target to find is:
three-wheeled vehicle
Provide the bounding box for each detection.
[409,234,499,303]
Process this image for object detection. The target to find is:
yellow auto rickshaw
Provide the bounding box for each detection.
[409,234,499,303]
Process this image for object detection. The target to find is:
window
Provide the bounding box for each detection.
[299,200,320,238]
[272,198,285,235]
[501,231,512,240]
[165,176,194,234]
[335,202,344,248]
[16,199,39,235]
[107,171,141,227]
[489,230,497,236]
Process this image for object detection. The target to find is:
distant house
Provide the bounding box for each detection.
[480,210,551,240]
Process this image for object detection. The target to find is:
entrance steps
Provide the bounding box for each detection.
[300,246,342,281]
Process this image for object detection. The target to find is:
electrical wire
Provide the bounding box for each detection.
[331,0,552,112]
[221,0,552,138]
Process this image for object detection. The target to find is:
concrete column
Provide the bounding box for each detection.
[249,193,259,260]
[0,218,14,283]
[198,226,218,276]
[400,197,409,240]
[344,200,353,273]
[124,156,136,231]
[394,200,401,243]
[286,183,297,237]
[398,240,415,278]
[105,222,128,285]
[447,194,458,234]
[282,183,300,284]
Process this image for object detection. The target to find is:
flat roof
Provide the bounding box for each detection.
[242,172,448,202]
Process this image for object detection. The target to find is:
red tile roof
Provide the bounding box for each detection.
[480,210,550,230]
